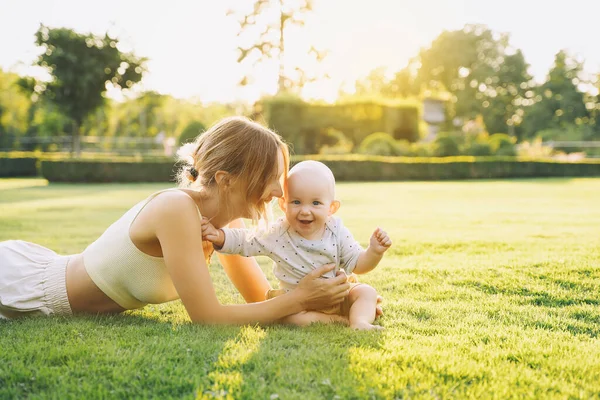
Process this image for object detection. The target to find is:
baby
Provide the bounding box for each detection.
[202,160,391,330]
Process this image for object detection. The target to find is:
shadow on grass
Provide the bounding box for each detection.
[221,323,387,399]
[0,313,242,399]
[1,311,390,399]
[456,280,600,307]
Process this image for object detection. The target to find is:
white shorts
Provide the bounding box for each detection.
[0,240,73,319]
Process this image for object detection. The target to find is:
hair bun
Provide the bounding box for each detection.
[186,167,199,182]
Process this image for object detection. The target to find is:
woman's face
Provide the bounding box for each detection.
[227,149,286,220]
[260,149,285,204]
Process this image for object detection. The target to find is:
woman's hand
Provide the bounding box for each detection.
[294,264,350,311]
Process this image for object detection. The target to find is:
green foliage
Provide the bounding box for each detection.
[0,69,33,149]
[358,132,399,156]
[536,124,597,142]
[21,25,146,154]
[318,128,354,155]
[465,140,493,156]
[433,133,462,157]
[178,121,206,145]
[415,25,533,135]
[262,97,420,154]
[41,160,176,183]
[489,133,517,156]
[353,66,420,98]
[293,154,600,181]
[14,155,598,182]
[521,51,590,139]
[0,158,38,177]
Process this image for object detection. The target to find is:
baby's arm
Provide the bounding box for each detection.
[353,228,392,274]
[201,217,225,248]
[201,217,272,257]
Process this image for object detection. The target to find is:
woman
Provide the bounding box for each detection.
[0,117,379,324]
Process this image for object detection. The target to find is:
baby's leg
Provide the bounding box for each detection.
[280,311,349,327]
[348,284,384,331]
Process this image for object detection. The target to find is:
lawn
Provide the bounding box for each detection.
[0,177,599,399]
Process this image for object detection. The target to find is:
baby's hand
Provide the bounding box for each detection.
[370,227,392,254]
[201,217,224,247]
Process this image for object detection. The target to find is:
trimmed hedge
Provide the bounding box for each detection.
[41,160,179,183]
[293,156,600,181]
[260,97,420,154]
[0,157,38,177]
[38,156,600,183]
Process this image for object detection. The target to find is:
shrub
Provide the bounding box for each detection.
[466,141,493,156]
[41,160,177,183]
[0,157,38,177]
[489,133,517,156]
[36,156,600,183]
[261,96,420,154]
[394,140,412,156]
[407,142,433,157]
[178,121,206,145]
[319,129,354,155]
[358,132,398,156]
[291,155,600,181]
[433,133,461,157]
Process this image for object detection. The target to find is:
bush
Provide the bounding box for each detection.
[433,133,461,157]
[0,157,38,177]
[292,155,600,181]
[178,121,206,146]
[41,160,177,183]
[537,124,597,142]
[319,129,354,155]
[261,97,420,154]
[465,141,493,156]
[34,156,600,183]
[408,142,433,157]
[358,132,399,156]
[489,133,517,156]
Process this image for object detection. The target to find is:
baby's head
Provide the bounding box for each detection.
[279,161,340,238]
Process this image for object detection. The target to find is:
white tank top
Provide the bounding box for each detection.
[82,189,213,309]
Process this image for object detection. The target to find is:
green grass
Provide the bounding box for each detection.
[1,177,599,399]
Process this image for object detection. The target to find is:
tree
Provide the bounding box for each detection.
[416,25,533,134]
[20,25,146,155]
[0,69,31,149]
[521,50,589,138]
[228,0,327,94]
[482,49,533,136]
[354,67,388,97]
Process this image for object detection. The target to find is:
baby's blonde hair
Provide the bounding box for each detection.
[177,116,289,223]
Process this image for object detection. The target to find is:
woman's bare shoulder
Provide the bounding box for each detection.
[139,189,202,227]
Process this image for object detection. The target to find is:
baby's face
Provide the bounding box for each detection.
[283,172,335,240]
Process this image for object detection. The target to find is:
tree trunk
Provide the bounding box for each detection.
[277,3,286,93]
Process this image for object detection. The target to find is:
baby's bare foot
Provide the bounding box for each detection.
[350,321,385,331]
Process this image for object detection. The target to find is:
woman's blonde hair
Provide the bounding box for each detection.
[176,116,289,223]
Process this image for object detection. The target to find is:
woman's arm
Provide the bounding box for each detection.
[216,218,271,303]
[218,254,271,303]
[153,194,348,325]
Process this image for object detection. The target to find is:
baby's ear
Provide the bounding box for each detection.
[329,200,341,215]
[278,197,287,212]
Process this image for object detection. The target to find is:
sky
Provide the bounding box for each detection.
[1,0,598,103]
